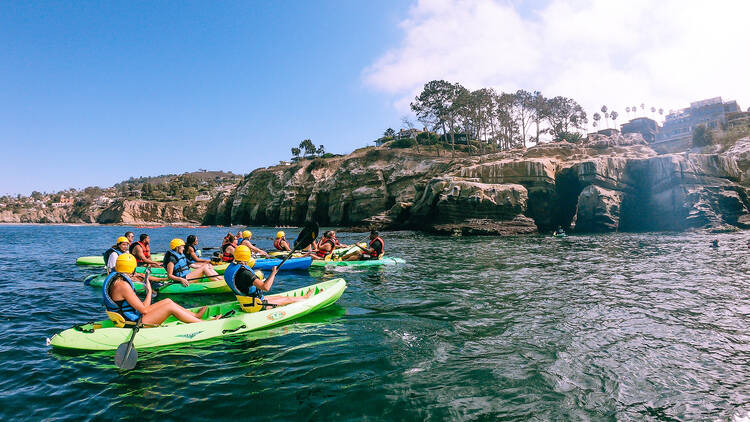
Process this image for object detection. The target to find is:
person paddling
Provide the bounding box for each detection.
[342,230,385,261]
[273,231,291,251]
[104,236,131,273]
[164,238,222,287]
[104,253,214,325]
[237,230,270,258]
[224,245,313,309]
[130,234,161,267]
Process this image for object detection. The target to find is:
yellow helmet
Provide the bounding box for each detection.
[170,238,186,250]
[115,253,137,273]
[276,231,285,239]
[242,230,252,240]
[254,270,265,280]
[234,245,253,262]
[116,236,129,244]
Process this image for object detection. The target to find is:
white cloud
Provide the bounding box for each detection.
[363,0,750,120]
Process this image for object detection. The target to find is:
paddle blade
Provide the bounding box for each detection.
[114,342,138,370]
[293,221,319,251]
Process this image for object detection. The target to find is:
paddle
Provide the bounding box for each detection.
[277,221,319,269]
[114,315,142,370]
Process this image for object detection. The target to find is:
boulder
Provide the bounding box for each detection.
[573,185,623,232]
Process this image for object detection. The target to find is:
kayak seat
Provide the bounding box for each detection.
[236,295,274,313]
[106,311,137,328]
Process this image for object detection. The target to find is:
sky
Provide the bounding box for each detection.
[2,0,749,195]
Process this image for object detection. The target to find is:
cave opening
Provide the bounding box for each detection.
[553,170,584,230]
[314,192,330,226]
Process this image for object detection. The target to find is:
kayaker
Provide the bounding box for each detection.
[124,231,135,244]
[224,245,313,309]
[342,230,385,261]
[104,253,213,325]
[311,231,337,260]
[104,236,130,273]
[273,231,291,251]
[185,235,214,269]
[164,238,222,287]
[237,230,270,257]
[220,234,237,262]
[711,239,719,248]
[554,226,566,236]
[130,234,161,267]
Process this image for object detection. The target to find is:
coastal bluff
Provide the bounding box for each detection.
[203,135,750,234]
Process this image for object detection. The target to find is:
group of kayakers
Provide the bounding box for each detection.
[100,228,386,327]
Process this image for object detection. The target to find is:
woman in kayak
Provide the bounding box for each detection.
[104,253,214,324]
[221,234,237,262]
[224,245,313,307]
[274,231,291,251]
[185,235,214,269]
[310,231,337,260]
[237,230,270,257]
[104,236,131,273]
[164,238,222,287]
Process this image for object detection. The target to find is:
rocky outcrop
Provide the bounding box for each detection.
[206,132,750,234]
[97,200,205,224]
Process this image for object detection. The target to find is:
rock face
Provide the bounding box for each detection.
[205,133,750,234]
[97,200,206,224]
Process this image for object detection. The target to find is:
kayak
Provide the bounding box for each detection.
[49,278,347,351]
[76,254,166,266]
[134,257,312,275]
[310,257,405,267]
[84,273,232,294]
[267,243,365,258]
[552,233,568,238]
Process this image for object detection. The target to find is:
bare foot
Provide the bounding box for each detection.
[304,289,314,298]
[210,315,221,320]
[194,306,208,319]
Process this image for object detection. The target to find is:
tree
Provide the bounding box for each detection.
[316,145,326,156]
[625,106,630,118]
[410,80,455,138]
[593,112,601,131]
[299,139,316,157]
[650,106,656,118]
[658,108,664,119]
[291,147,301,160]
[601,106,609,128]
[692,124,713,147]
[610,111,619,129]
[384,128,395,138]
[513,90,536,148]
[545,96,587,139]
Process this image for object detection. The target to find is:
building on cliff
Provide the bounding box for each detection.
[657,97,741,143]
[621,117,659,143]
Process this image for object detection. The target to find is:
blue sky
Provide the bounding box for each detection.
[4,0,749,195]
[0,1,407,195]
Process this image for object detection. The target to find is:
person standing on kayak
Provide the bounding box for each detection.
[273,231,291,251]
[130,234,161,268]
[105,253,212,325]
[185,235,214,269]
[164,238,222,287]
[224,245,313,308]
[342,230,385,261]
[237,230,270,257]
[104,236,130,273]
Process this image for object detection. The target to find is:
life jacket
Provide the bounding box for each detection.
[221,243,235,262]
[163,249,190,278]
[103,247,122,268]
[185,244,198,265]
[223,262,263,300]
[315,238,335,258]
[129,241,151,263]
[368,237,385,258]
[273,237,287,251]
[102,272,141,322]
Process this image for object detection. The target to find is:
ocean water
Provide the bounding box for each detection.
[0,225,749,421]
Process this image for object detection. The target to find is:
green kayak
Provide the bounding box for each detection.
[85,273,232,294]
[310,256,405,267]
[76,254,166,266]
[49,278,346,351]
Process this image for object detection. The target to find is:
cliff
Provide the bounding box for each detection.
[204,135,750,234]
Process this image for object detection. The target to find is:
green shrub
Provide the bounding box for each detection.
[692,125,713,147]
[390,137,416,148]
[555,131,583,143]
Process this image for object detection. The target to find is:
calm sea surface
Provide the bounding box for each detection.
[1,225,749,421]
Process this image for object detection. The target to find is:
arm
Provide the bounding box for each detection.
[166,260,189,286]
[133,245,161,267]
[188,247,210,263]
[254,267,279,292]
[114,279,152,314]
[248,243,270,257]
[106,253,118,273]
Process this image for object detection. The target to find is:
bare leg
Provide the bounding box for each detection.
[141,298,204,325]
[265,289,315,306]
[343,251,363,261]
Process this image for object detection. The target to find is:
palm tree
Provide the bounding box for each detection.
[626,106,631,118]
[658,108,664,121]
[610,111,619,129]
[604,112,610,128]
[593,112,601,132]
[632,105,637,117]
[650,106,656,118]
[640,103,645,115]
